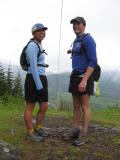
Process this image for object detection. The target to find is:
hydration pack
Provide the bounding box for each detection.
[73,33,101,82]
[20,40,48,71]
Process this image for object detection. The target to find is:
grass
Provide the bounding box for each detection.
[91,107,120,127]
[46,108,72,117]
[112,137,120,145]
[47,106,120,127]
[1,100,120,132]
[0,102,25,146]
[0,98,120,160]
[0,101,120,146]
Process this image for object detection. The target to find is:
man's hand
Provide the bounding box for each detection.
[78,80,87,92]
[67,49,72,54]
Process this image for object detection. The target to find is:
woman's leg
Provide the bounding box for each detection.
[35,102,48,127]
[24,102,35,132]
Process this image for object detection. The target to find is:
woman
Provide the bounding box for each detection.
[64,17,97,140]
[24,23,48,141]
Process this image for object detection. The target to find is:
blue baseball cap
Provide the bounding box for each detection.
[31,23,48,33]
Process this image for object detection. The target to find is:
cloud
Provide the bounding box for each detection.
[0,0,120,72]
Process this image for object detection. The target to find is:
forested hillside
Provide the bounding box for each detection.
[1,63,120,107]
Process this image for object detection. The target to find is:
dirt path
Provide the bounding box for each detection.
[18,117,120,160]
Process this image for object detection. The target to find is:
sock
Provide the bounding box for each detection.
[27,128,34,134]
[34,124,42,131]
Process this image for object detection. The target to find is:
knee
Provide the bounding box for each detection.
[40,104,48,112]
[25,104,35,113]
[81,105,90,113]
[73,102,80,110]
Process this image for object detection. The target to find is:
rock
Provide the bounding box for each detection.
[10,129,16,136]
[0,140,20,160]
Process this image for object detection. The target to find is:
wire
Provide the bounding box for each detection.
[56,0,64,108]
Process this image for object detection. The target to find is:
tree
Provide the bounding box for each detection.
[6,64,14,94]
[12,72,23,98]
[0,63,7,96]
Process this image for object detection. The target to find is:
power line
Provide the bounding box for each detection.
[56,0,64,108]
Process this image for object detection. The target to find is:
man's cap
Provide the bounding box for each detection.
[31,23,48,33]
[70,17,86,26]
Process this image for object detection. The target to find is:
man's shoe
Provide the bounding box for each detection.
[73,137,88,146]
[35,128,49,137]
[62,127,80,140]
[26,132,44,142]
[73,133,88,146]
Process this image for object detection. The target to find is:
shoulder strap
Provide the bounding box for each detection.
[80,33,89,53]
[29,40,48,57]
[27,40,41,59]
[71,33,89,58]
[81,33,89,40]
[25,40,49,68]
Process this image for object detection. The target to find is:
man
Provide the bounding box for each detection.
[63,17,97,141]
[24,23,49,141]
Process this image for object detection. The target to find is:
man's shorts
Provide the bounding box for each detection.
[24,74,48,103]
[68,72,94,96]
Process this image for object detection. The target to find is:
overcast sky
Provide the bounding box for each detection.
[0,0,120,73]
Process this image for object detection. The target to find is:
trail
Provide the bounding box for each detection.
[1,116,120,160]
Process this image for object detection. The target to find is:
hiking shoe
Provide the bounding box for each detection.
[26,132,44,142]
[35,128,49,137]
[62,127,80,140]
[73,135,88,146]
[73,139,88,146]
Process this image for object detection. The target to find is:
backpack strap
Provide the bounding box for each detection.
[80,33,89,53]
[71,33,89,58]
[80,34,101,81]
[26,40,49,68]
[26,40,41,60]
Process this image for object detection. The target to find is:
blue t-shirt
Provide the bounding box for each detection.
[26,41,46,90]
[72,34,97,73]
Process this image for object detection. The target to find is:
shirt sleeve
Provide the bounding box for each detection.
[83,35,97,68]
[26,42,43,90]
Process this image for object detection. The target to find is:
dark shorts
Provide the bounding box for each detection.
[24,74,48,103]
[68,72,94,96]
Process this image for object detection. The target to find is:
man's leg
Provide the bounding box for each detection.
[72,94,81,129]
[62,95,81,140]
[80,94,90,134]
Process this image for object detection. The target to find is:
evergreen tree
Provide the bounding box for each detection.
[0,63,7,96]
[6,64,14,94]
[13,72,23,98]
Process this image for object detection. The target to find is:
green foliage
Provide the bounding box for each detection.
[68,145,80,155]
[6,64,14,94]
[46,108,72,117]
[12,72,23,98]
[57,99,72,112]
[0,94,24,107]
[0,63,7,95]
[0,62,23,99]
[112,137,120,145]
[92,107,120,126]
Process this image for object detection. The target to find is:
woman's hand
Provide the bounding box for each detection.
[78,80,87,92]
